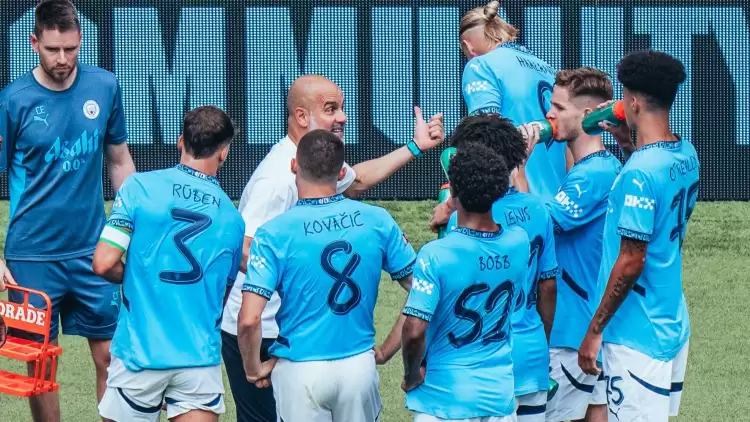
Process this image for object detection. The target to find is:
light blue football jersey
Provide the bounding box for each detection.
[0,63,128,260]
[447,187,558,397]
[107,165,245,371]
[461,43,566,201]
[243,194,416,362]
[403,225,530,419]
[598,140,699,361]
[548,150,622,351]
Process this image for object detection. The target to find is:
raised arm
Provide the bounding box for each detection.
[345,107,444,198]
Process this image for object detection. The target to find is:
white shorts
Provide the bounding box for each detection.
[516,391,547,422]
[415,413,517,422]
[546,347,606,422]
[271,350,381,422]
[98,356,225,422]
[602,340,689,422]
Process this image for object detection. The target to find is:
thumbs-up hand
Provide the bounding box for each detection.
[413,106,445,152]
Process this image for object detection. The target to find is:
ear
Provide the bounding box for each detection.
[177,135,184,151]
[290,158,298,175]
[449,184,456,198]
[294,108,310,129]
[30,34,39,53]
[337,166,347,182]
[461,39,475,58]
[219,143,230,163]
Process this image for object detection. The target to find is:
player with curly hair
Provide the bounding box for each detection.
[445,115,558,421]
[578,50,698,421]
[401,140,531,422]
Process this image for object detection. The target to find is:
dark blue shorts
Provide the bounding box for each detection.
[7,255,121,341]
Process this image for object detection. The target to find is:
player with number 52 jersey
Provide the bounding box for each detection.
[458,1,567,201]
[239,130,416,422]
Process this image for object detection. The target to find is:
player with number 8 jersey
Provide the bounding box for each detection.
[239,130,416,422]
[93,106,245,422]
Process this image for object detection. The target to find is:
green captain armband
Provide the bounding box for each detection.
[100,224,132,252]
[407,139,423,158]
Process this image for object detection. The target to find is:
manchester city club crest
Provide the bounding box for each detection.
[83,100,100,120]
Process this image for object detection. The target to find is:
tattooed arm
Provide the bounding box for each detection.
[578,236,648,375]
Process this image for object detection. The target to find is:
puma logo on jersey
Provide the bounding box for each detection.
[574,184,587,198]
[632,179,646,191]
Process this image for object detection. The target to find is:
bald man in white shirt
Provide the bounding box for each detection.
[221,74,445,422]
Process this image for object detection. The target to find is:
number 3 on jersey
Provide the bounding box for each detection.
[159,208,212,284]
[449,281,515,348]
[321,240,362,315]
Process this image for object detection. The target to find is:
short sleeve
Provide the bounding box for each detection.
[337,162,356,193]
[228,227,245,286]
[462,60,503,115]
[403,249,441,322]
[242,227,282,299]
[241,179,294,238]
[107,175,138,231]
[0,101,17,172]
[538,213,559,279]
[616,169,656,242]
[106,79,128,145]
[546,172,600,233]
[381,214,417,280]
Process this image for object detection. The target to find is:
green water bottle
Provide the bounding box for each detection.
[547,377,559,401]
[582,100,626,135]
[440,147,457,179]
[437,183,452,239]
[518,119,558,144]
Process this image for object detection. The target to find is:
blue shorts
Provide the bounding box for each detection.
[7,255,121,341]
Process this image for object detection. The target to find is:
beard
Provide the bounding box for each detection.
[40,59,75,83]
[309,115,345,140]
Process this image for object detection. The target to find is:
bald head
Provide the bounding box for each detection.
[287,74,347,140]
[287,75,338,114]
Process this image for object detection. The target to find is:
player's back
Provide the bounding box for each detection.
[248,194,415,362]
[446,188,557,396]
[462,44,566,199]
[110,165,245,371]
[405,226,529,419]
[550,151,622,351]
[600,139,699,361]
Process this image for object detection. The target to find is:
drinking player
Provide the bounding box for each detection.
[446,115,558,421]
[402,143,529,422]
[0,1,136,420]
[578,50,697,421]
[517,68,623,422]
[238,129,417,422]
[430,0,570,232]
[93,106,245,422]
[221,74,444,422]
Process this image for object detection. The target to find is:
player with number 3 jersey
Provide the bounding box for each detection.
[239,130,416,422]
[579,50,698,422]
[93,107,245,422]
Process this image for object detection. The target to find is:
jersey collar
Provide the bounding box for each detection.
[506,186,519,196]
[575,149,612,166]
[453,226,503,239]
[296,194,346,207]
[637,139,682,152]
[175,164,220,186]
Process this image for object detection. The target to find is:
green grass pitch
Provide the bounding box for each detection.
[1,200,749,421]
